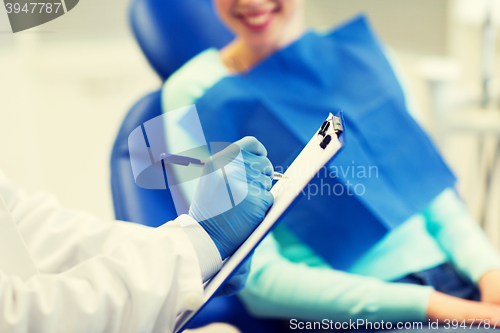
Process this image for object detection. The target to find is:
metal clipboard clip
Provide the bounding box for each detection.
[317,112,344,149]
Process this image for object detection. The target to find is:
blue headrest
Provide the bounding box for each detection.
[129,0,234,80]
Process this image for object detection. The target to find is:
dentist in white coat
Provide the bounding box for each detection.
[0,137,273,333]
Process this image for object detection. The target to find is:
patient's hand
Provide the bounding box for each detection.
[427,291,500,326]
[479,270,500,305]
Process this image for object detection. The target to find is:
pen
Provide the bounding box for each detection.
[159,153,287,180]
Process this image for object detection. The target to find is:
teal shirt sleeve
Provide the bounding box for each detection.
[423,189,500,283]
[238,233,434,323]
[162,48,229,112]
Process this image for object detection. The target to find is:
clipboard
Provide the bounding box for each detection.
[174,112,344,332]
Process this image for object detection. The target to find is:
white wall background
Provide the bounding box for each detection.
[0,0,160,220]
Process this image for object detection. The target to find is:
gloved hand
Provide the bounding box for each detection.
[189,137,274,259]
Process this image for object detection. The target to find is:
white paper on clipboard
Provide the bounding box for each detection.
[174,113,343,332]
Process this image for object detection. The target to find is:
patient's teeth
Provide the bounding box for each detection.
[245,13,270,26]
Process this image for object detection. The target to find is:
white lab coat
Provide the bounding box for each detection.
[0,169,206,333]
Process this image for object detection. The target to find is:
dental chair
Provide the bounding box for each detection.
[110,0,284,331]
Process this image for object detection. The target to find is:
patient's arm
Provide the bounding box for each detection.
[478,270,500,305]
[239,233,500,324]
[238,233,434,323]
[423,188,500,286]
[427,291,500,324]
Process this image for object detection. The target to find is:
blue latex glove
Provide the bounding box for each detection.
[189,137,274,260]
[216,254,253,297]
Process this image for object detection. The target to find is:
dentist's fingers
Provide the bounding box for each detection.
[236,136,268,157]
[242,153,274,177]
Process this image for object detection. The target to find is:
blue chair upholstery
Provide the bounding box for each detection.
[129,0,234,80]
[110,0,286,331]
[111,90,177,226]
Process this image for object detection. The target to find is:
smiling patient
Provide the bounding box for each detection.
[161,0,500,330]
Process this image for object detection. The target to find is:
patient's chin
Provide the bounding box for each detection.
[244,28,285,51]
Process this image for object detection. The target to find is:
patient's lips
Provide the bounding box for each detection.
[245,12,270,27]
[236,4,279,33]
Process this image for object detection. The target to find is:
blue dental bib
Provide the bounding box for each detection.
[194,16,456,270]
